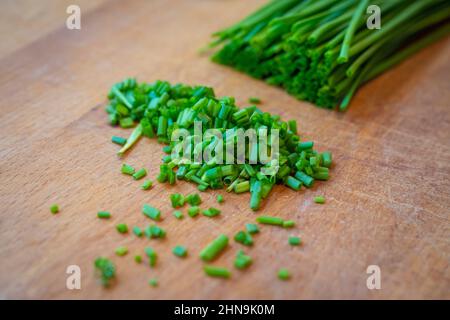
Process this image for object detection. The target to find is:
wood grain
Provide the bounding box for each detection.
[0,0,449,299]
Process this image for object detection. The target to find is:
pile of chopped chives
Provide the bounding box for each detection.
[208,0,450,110]
[106,79,332,210]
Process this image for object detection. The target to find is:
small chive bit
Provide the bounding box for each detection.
[248,97,261,104]
[141,180,153,190]
[203,265,231,279]
[133,226,143,237]
[111,136,127,146]
[50,204,59,214]
[116,223,128,234]
[142,204,161,221]
[144,247,157,267]
[188,206,200,217]
[246,223,259,234]
[172,245,188,258]
[289,236,302,246]
[170,193,185,208]
[144,224,166,239]
[202,207,221,218]
[97,211,111,219]
[314,196,325,204]
[148,278,158,287]
[133,168,147,180]
[278,268,291,280]
[115,246,128,256]
[134,255,142,263]
[173,210,184,219]
[256,216,284,226]
[283,220,295,228]
[234,250,252,270]
[186,193,202,206]
[199,234,229,262]
[216,194,224,204]
[121,163,135,175]
[234,231,253,246]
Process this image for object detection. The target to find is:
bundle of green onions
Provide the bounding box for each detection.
[105,78,332,210]
[208,0,450,110]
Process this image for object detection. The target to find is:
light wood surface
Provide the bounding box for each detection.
[0,0,449,299]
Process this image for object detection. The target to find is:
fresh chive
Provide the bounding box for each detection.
[256,216,284,226]
[172,245,188,258]
[216,194,224,204]
[170,193,185,208]
[234,231,253,246]
[289,236,301,246]
[314,195,326,204]
[141,180,153,190]
[111,136,127,146]
[94,257,116,287]
[121,163,135,175]
[234,250,252,270]
[148,278,158,287]
[278,268,290,281]
[118,124,142,156]
[97,211,111,219]
[188,206,200,217]
[199,234,229,262]
[142,204,161,221]
[283,220,295,228]
[248,97,261,104]
[144,247,157,267]
[245,223,259,234]
[132,168,147,180]
[144,224,166,239]
[132,226,143,237]
[115,246,128,256]
[202,207,221,218]
[134,255,142,263]
[116,223,128,234]
[173,210,184,219]
[203,265,231,279]
[50,204,59,214]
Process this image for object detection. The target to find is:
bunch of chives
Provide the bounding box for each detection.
[105,78,332,210]
[208,0,450,110]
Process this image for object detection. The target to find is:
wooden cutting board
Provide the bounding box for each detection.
[0,0,449,299]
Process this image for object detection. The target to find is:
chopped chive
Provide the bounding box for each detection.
[118,123,142,157]
[142,204,161,221]
[144,224,166,239]
[186,193,202,206]
[285,176,302,191]
[314,196,325,204]
[170,193,185,208]
[203,265,231,279]
[278,268,291,281]
[134,255,142,263]
[115,246,128,256]
[148,278,158,287]
[144,247,157,267]
[111,136,127,146]
[248,97,261,104]
[50,204,59,214]
[119,117,134,128]
[188,206,200,217]
[199,234,229,262]
[234,231,253,246]
[234,250,252,270]
[256,216,284,226]
[162,145,172,154]
[283,220,295,228]
[321,152,332,168]
[116,223,128,234]
[202,207,221,217]
[245,223,259,234]
[97,211,111,219]
[121,163,135,175]
[173,210,184,219]
[141,180,153,190]
[172,245,188,258]
[289,236,301,246]
[216,194,224,204]
[132,226,143,237]
[132,168,147,180]
[298,141,314,151]
[234,181,250,193]
[94,257,116,287]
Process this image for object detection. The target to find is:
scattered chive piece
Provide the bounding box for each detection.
[283,220,295,228]
[162,145,172,154]
[289,236,302,246]
[118,123,142,156]
[173,210,184,219]
[234,250,252,270]
[132,226,143,237]
[97,211,111,219]
[94,257,116,287]
[202,207,221,217]
[217,194,224,204]
[116,223,128,234]
[246,223,259,234]
[199,234,229,262]
[121,163,135,175]
[172,245,188,258]
[144,224,166,239]
[115,246,128,256]
[203,265,231,279]
[314,196,326,204]
[278,268,291,281]
[188,206,200,217]
[170,193,185,208]
[234,231,253,246]
[141,180,153,190]
[142,204,161,221]
[144,247,157,267]
[148,278,158,287]
[134,255,142,263]
[111,136,127,146]
[248,97,261,104]
[132,168,147,180]
[256,216,284,226]
[50,204,59,214]
[186,193,202,206]
[119,117,134,128]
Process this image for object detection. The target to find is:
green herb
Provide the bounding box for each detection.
[121,163,135,175]
[132,226,143,237]
[186,193,202,206]
[289,236,301,246]
[188,206,200,217]
[142,204,161,221]
[248,97,261,104]
[115,246,128,256]
[216,194,224,204]
[234,250,252,270]
[97,211,111,219]
[144,224,166,239]
[203,265,231,279]
[144,247,157,267]
[202,207,221,218]
[173,210,184,219]
[116,223,128,234]
[111,136,127,146]
[199,234,229,262]
[94,257,116,287]
[170,193,185,208]
[172,245,188,258]
[234,231,253,246]
[283,220,295,228]
[314,196,326,204]
[50,204,59,214]
[256,216,284,226]
[118,124,142,156]
[132,168,147,180]
[278,268,290,281]
[148,278,158,287]
[134,255,142,263]
[141,180,153,190]
[245,223,259,234]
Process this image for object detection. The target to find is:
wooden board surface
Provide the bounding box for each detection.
[0,0,449,299]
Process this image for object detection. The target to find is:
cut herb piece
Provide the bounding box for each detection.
[121,163,135,175]
[142,204,161,221]
[314,196,326,204]
[278,268,291,281]
[289,236,302,246]
[148,278,158,287]
[94,257,116,287]
[234,250,252,270]
[203,265,231,279]
[188,206,200,218]
[186,193,202,206]
[116,223,128,234]
[248,97,261,104]
[199,234,229,262]
[172,245,188,258]
[216,194,224,204]
[141,180,153,190]
[256,216,284,226]
[133,168,147,180]
[132,226,143,237]
[245,223,259,234]
[97,211,111,219]
[144,224,166,239]
[202,207,221,218]
[134,255,142,263]
[115,246,128,256]
[173,210,184,220]
[118,123,142,157]
[170,193,185,208]
[111,136,127,146]
[50,204,59,214]
[234,231,253,246]
[144,247,157,267]
[283,220,295,228]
